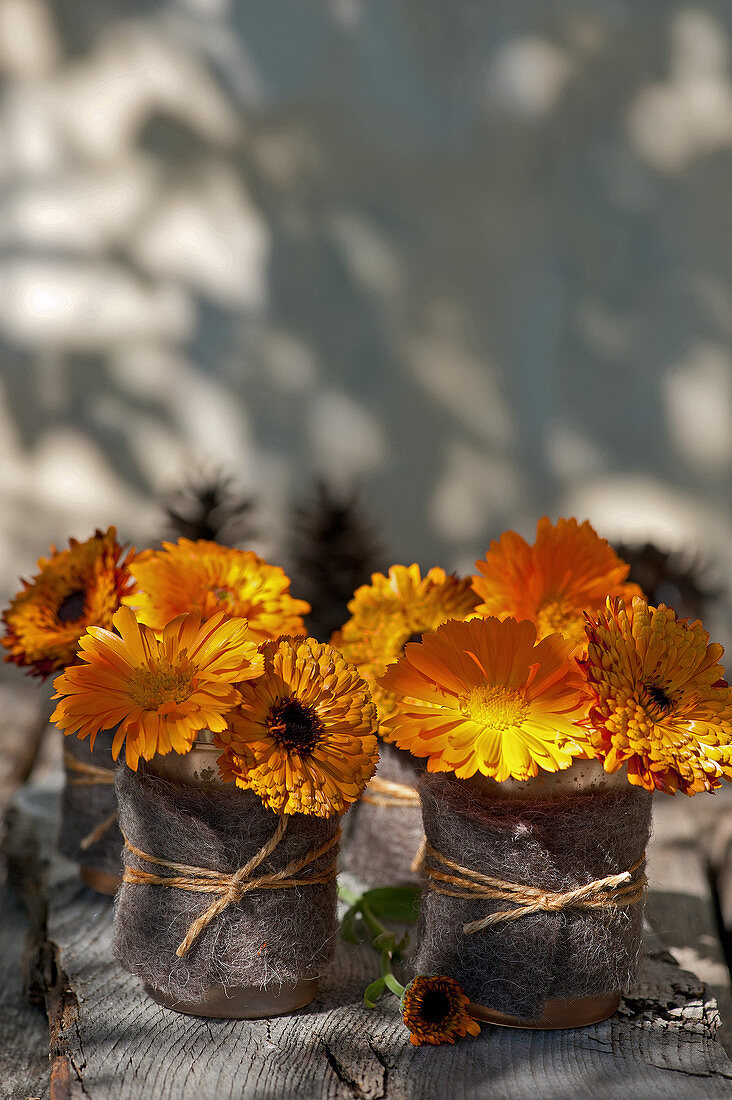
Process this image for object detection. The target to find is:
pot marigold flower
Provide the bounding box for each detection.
[125,539,310,643]
[51,607,263,770]
[401,975,480,1046]
[2,527,136,679]
[331,564,479,729]
[378,617,592,782]
[216,637,379,817]
[581,597,732,795]
[472,517,642,653]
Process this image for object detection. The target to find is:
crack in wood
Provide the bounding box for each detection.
[367,1043,390,1099]
[321,1041,387,1100]
[3,802,88,1100]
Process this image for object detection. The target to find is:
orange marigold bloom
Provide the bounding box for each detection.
[472,517,642,653]
[331,564,479,730]
[581,597,732,795]
[401,975,481,1046]
[51,607,263,770]
[216,637,379,817]
[2,527,136,679]
[125,539,309,643]
[379,617,592,782]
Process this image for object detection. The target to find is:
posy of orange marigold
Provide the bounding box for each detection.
[332,563,479,728]
[581,597,732,795]
[472,516,642,653]
[51,606,263,769]
[2,527,136,679]
[378,616,593,782]
[125,539,309,643]
[400,975,481,1046]
[217,636,379,817]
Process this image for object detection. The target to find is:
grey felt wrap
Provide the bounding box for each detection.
[58,730,123,878]
[340,741,425,887]
[416,772,653,1020]
[114,764,340,1001]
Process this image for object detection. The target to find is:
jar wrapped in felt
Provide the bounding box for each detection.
[114,750,341,1018]
[415,765,652,1027]
[340,741,425,887]
[59,729,123,895]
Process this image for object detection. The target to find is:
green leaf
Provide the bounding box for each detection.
[358,886,421,924]
[363,977,386,1009]
[339,904,360,944]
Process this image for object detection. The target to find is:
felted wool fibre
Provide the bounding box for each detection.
[341,741,425,887]
[58,730,123,878]
[115,764,339,1001]
[416,772,652,1020]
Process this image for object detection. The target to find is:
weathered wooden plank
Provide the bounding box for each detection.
[0,875,52,1100]
[0,681,47,815]
[647,792,732,1058]
[6,778,732,1100]
[0,683,54,1100]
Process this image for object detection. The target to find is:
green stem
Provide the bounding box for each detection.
[359,902,389,944]
[337,883,359,907]
[338,884,390,942]
[383,972,406,998]
[338,884,415,1008]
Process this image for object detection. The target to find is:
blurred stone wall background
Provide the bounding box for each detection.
[1,0,732,635]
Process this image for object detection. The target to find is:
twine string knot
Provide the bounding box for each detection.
[122,818,340,957]
[425,842,647,935]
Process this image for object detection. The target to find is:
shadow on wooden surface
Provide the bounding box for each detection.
[3,770,732,1100]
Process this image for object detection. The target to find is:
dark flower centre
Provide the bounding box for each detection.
[266,698,323,754]
[57,589,86,624]
[419,989,451,1024]
[643,682,673,712]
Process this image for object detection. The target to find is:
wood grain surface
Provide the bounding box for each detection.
[3,710,732,1098]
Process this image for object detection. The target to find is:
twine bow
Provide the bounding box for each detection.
[63,750,118,850]
[425,842,647,935]
[123,818,340,957]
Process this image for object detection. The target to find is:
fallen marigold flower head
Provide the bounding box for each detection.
[400,975,481,1046]
[51,606,262,770]
[581,596,732,795]
[2,527,136,679]
[379,616,593,782]
[472,516,642,654]
[332,563,479,729]
[125,538,310,644]
[216,636,379,817]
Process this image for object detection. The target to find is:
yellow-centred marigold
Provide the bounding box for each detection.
[331,564,480,729]
[2,527,136,679]
[378,616,592,782]
[400,975,481,1046]
[216,637,379,817]
[581,597,732,795]
[472,517,642,653]
[125,539,310,643]
[51,606,263,770]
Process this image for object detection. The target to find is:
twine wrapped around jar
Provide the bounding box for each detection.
[114,758,341,1015]
[415,766,652,1026]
